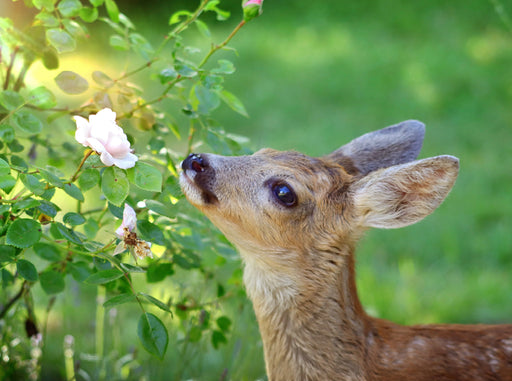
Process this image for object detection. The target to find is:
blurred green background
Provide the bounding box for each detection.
[4,0,512,379]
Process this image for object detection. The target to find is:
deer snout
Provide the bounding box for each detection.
[182,153,208,173]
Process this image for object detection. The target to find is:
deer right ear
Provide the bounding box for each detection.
[327,120,425,175]
[352,155,459,229]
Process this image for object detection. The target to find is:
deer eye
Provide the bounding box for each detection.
[271,182,297,207]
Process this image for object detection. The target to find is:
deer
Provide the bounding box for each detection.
[179,120,512,381]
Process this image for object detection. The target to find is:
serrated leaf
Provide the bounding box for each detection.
[37,200,60,217]
[39,168,63,187]
[68,261,92,282]
[39,270,65,294]
[78,168,100,191]
[127,162,162,192]
[16,259,38,282]
[146,262,173,283]
[103,293,136,308]
[6,219,42,248]
[145,200,175,219]
[194,19,210,38]
[137,220,165,245]
[139,292,172,313]
[46,28,76,53]
[20,174,46,195]
[194,85,220,114]
[0,124,15,143]
[101,167,129,206]
[54,222,82,244]
[212,59,235,75]
[28,86,57,109]
[55,71,89,94]
[109,34,129,50]
[62,182,84,201]
[33,242,62,261]
[138,312,168,359]
[85,268,124,284]
[12,110,43,135]
[0,245,17,264]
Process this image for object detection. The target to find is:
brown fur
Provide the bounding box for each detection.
[179,121,512,380]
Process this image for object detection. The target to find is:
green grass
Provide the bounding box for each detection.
[24,0,512,379]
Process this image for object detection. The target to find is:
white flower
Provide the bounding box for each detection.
[114,203,153,259]
[74,108,138,169]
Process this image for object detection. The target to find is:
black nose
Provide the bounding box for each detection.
[182,153,207,173]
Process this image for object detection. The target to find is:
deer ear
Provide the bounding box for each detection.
[327,120,425,175]
[352,155,459,229]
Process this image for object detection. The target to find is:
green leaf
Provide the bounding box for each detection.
[54,222,82,245]
[42,48,59,70]
[0,245,17,264]
[85,268,124,284]
[138,312,168,359]
[105,0,120,23]
[28,86,57,109]
[62,183,84,201]
[109,34,129,50]
[37,200,60,218]
[57,0,81,17]
[39,270,65,294]
[6,219,42,248]
[83,218,99,239]
[0,175,16,193]
[36,11,59,27]
[33,0,56,11]
[39,168,64,188]
[146,262,173,283]
[158,68,178,84]
[0,158,10,176]
[103,293,136,308]
[46,28,76,53]
[194,19,210,38]
[89,0,103,6]
[12,110,43,135]
[169,10,192,25]
[129,33,154,60]
[0,124,15,143]
[220,90,248,117]
[63,212,86,226]
[33,242,62,261]
[79,6,99,22]
[68,261,92,282]
[145,200,175,219]
[139,292,172,313]
[20,174,46,195]
[194,85,220,114]
[211,330,227,349]
[16,259,38,282]
[216,316,232,332]
[127,162,162,192]
[78,168,100,191]
[212,59,235,75]
[0,90,24,110]
[137,220,165,245]
[102,167,129,206]
[54,71,89,94]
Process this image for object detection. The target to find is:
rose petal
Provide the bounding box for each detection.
[111,153,138,169]
[73,116,91,146]
[122,204,137,231]
[105,135,131,158]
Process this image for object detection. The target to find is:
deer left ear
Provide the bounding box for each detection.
[352,155,459,229]
[326,120,425,175]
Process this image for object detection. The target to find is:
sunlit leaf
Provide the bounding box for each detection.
[85,268,124,284]
[12,110,43,135]
[127,161,162,192]
[102,167,129,206]
[55,71,89,94]
[105,0,120,23]
[28,86,57,109]
[0,90,24,110]
[46,28,76,53]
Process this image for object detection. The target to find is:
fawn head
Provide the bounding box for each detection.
[180,121,459,307]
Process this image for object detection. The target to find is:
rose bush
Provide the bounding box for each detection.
[0,0,262,379]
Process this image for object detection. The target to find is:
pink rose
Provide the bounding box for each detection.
[74,108,138,169]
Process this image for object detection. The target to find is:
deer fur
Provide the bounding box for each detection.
[179,120,512,381]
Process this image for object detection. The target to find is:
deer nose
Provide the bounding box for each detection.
[182,153,207,173]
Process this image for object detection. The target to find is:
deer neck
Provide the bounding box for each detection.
[240,244,368,381]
